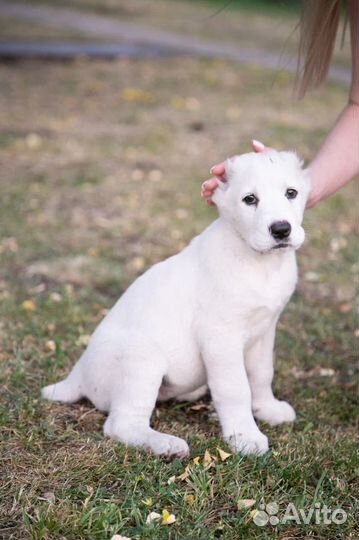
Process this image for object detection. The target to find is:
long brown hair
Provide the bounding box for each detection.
[296,0,344,97]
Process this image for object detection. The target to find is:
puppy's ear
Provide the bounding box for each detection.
[280,151,304,170]
[211,180,227,207]
[211,158,233,208]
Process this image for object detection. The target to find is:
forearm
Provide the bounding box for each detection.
[307,101,359,207]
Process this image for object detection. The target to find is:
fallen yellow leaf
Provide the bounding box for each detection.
[121,88,155,103]
[77,334,90,347]
[26,133,42,149]
[21,299,36,311]
[49,292,62,302]
[162,509,176,525]
[189,403,208,411]
[87,247,99,257]
[203,449,214,467]
[237,499,256,510]
[45,340,56,353]
[192,456,200,465]
[178,464,191,481]
[172,96,201,111]
[203,449,211,465]
[217,447,232,461]
[245,508,260,524]
[171,96,186,109]
[131,256,145,271]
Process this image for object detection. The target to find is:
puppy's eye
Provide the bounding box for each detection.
[242,194,258,206]
[286,188,298,200]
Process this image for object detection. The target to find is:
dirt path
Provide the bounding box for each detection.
[0,1,351,84]
[0,41,183,59]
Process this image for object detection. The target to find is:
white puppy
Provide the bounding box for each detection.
[42,151,310,458]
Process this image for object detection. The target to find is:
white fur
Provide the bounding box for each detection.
[42,151,310,458]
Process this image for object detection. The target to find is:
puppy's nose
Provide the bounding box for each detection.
[269,221,291,240]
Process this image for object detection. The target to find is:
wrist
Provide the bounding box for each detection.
[306,165,327,208]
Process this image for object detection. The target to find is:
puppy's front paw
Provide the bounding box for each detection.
[147,432,190,459]
[253,399,296,426]
[226,430,269,456]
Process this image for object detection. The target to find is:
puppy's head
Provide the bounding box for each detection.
[212,151,310,254]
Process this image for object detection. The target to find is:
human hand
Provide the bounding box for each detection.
[201,140,274,204]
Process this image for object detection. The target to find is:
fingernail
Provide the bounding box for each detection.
[252,139,265,149]
[209,166,215,175]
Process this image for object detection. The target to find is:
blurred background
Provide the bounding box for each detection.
[1,2,357,539]
[0,0,353,285]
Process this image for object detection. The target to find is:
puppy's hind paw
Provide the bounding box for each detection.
[41,378,81,403]
[253,399,296,426]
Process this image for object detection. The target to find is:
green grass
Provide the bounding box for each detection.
[0,12,358,538]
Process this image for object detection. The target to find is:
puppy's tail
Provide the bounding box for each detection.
[41,368,82,404]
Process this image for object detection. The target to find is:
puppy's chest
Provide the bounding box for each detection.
[239,288,286,332]
[215,262,296,329]
[242,294,283,332]
[246,273,294,311]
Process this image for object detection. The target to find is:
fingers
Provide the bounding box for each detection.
[201,177,221,204]
[252,139,265,152]
[202,161,228,204]
[210,161,226,177]
[252,139,275,153]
